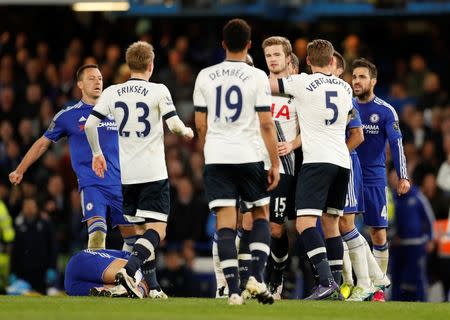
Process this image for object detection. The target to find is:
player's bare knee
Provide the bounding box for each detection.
[322,213,340,238]
[270,222,283,238]
[296,216,317,234]
[370,227,386,245]
[252,205,269,221]
[339,215,355,234]
[241,213,253,231]
[118,225,136,238]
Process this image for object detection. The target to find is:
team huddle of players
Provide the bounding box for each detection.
[199,19,409,305]
[10,18,409,304]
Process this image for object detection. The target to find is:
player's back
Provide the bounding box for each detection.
[194,61,271,164]
[97,79,172,184]
[286,72,352,168]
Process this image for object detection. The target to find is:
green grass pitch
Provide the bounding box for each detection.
[1,296,449,320]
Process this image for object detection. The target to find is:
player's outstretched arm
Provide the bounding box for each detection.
[165,115,194,140]
[84,114,107,178]
[9,136,51,185]
[258,111,280,191]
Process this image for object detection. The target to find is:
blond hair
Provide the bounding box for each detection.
[307,39,334,67]
[262,36,292,57]
[125,41,154,72]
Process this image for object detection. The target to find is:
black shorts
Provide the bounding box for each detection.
[204,162,269,210]
[296,163,349,217]
[122,179,170,223]
[270,173,296,224]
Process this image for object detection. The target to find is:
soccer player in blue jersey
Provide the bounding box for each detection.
[352,58,410,299]
[64,248,166,298]
[9,64,135,251]
[65,249,132,296]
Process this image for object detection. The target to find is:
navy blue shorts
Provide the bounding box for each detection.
[343,153,365,214]
[64,249,129,296]
[204,162,270,210]
[296,163,350,217]
[270,173,296,223]
[363,185,388,228]
[122,179,170,224]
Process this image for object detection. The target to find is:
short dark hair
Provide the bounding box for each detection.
[352,58,377,79]
[76,64,99,81]
[223,18,251,53]
[333,51,345,72]
[307,39,334,67]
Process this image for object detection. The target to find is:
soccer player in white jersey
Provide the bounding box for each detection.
[261,36,301,300]
[194,18,280,305]
[85,41,193,299]
[269,39,352,300]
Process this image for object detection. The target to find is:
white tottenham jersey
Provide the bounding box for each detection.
[261,93,300,175]
[193,60,272,164]
[281,72,352,169]
[92,79,176,184]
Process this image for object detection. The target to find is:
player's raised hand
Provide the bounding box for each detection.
[278,141,293,156]
[183,127,194,140]
[92,154,107,178]
[9,170,23,185]
[397,178,410,195]
[267,166,280,191]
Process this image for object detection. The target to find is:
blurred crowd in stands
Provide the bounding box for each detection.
[0,8,449,299]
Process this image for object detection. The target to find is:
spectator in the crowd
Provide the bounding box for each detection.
[437,134,450,195]
[417,72,448,111]
[387,81,415,115]
[166,176,209,243]
[421,172,450,220]
[9,197,57,294]
[389,169,435,301]
[406,54,429,98]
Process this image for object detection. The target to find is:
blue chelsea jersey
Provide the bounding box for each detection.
[347,107,362,156]
[354,96,408,186]
[44,100,121,190]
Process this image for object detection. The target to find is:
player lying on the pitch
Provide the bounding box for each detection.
[64,249,167,299]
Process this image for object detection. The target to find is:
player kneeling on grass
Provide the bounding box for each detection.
[64,249,167,299]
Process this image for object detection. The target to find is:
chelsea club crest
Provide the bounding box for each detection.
[370,113,380,123]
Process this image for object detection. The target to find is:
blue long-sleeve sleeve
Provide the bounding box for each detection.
[385,110,408,180]
[417,191,435,241]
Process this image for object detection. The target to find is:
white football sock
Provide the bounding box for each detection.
[342,241,354,286]
[212,240,227,289]
[362,236,386,283]
[346,234,371,288]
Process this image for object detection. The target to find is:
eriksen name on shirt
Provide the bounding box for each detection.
[116,85,149,97]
